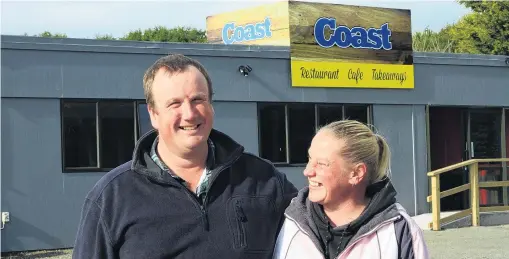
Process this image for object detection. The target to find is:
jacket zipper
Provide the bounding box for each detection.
[234,200,247,248]
[179,186,207,226]
[284,214,401,259]
[179,150,243,232]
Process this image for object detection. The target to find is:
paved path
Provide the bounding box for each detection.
[3,225,508,258]
[423,225,509,259]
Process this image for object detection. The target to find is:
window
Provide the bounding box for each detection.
[137,103,153,137]
[62,100,142,172]
[344,105,369,124]
[99,102,135,169]
[288,104,315,164]
[318,105,343,128]
[62,102,98,168]
[258,103,371,165]
[258,104,287,163]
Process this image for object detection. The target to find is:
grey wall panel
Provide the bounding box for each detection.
[212,102,258,155]
[421,64,509,106]
[1,49,63,97]
[278,167,307,190]
[412,105,430,215]
[3,44,509,107]
[60,52,146,99]
[0,98,107,252]
[1,50,147,99]
[372,104,428,216]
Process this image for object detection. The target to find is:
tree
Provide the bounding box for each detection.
[412,27,456,53]
[440,16,483,55]
[120,26,207,43]
[25,26,208,43]
[446,0,509,55]
[95,34,116,40]
[412,1,509,55]
[27,31,68,38]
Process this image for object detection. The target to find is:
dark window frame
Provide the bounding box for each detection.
[61,99,146,173]
[137,102,156,138]
[257,102,372,166]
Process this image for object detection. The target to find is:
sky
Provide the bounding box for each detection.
[1,0,471,39]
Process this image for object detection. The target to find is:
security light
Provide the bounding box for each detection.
[238,65,252,76]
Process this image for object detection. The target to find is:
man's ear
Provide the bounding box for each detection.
[147,104,159,130]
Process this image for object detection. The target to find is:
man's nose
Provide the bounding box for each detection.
[181,101,198,120]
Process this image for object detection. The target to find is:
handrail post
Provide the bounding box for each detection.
[431,175,441,230]
[469,162,480,227]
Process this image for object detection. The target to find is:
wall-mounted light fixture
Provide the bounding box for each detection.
[238,65,252,77]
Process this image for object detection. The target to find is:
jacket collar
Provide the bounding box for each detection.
[131,128,244,185]
[284,177,400,255]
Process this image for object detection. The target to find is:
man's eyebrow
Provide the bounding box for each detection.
[190,93,209,100]
[193,92,208,97]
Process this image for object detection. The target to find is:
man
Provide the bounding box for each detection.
[72,54,298,259]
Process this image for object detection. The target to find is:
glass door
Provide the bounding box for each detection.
[467,109,503,206]
[428,107,468,211]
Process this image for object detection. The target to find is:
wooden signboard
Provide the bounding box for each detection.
[205,1,290,46]
[206,1,414,89]
[289,1,414,89]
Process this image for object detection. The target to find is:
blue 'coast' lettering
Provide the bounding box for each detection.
[314,17,392,50]
[222,17,272,44]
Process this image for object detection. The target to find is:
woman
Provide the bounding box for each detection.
[273,120,429,259]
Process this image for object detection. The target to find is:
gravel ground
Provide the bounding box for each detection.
[423,224,509,259]
[1,249,72,259]
[2,225,508,258]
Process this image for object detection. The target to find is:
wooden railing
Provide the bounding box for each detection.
[427,158,509,231]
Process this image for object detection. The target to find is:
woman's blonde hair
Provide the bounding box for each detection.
[319,120,391,184]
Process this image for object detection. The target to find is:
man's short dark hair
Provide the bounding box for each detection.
[143,54,213,108]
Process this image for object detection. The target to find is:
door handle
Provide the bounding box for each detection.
[471,142,475,158]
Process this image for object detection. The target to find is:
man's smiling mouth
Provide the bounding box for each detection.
[179,124,201,130]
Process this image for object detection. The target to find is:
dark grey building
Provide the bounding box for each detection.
[2,35,509,252]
